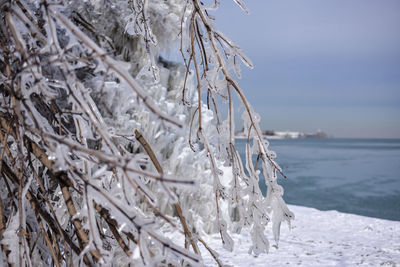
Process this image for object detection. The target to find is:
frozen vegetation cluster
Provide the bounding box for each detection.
[0,0,293,265]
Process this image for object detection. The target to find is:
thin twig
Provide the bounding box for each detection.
[134,128,199,254]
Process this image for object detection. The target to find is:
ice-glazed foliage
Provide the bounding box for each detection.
[0,0,293,265]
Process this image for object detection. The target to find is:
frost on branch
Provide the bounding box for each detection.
[0,0,293,265]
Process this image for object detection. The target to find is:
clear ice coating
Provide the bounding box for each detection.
[0,0,292,265]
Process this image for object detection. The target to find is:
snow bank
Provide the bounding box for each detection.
[199,205,400,266]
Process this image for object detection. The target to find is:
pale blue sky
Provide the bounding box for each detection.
[212,0,400,138]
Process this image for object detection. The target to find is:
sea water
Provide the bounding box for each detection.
[235,138,400,221]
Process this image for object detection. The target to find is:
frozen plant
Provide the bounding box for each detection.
[0,0,294,266]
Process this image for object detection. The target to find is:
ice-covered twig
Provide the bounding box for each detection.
[134,128,200,254]
[50,8,182,128]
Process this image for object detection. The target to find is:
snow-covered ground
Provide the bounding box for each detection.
[199,205,400,266]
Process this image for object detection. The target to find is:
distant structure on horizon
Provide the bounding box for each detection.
[235,129,328,139]
[303,129,329,139]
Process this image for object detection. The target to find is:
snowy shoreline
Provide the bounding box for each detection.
[198,205,400,266]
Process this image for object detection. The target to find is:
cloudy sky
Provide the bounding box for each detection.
[212,0,400,138]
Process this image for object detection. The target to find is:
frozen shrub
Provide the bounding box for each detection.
[0,0,293,265]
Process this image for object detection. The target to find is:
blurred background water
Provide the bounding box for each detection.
[235,138,400,221]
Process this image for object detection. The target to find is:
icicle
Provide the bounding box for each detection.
[232,0,250,14]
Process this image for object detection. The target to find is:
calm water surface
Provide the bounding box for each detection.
[235,138,400,221]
